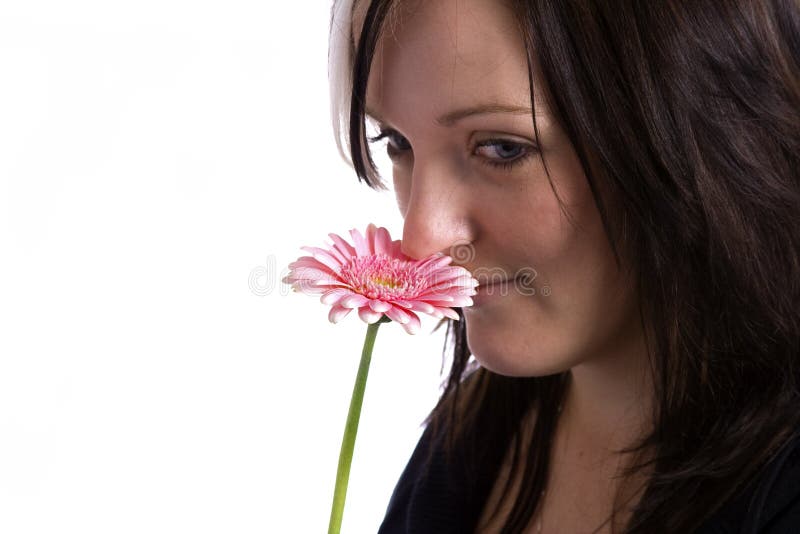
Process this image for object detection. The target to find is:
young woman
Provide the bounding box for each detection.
[328,0,800,532]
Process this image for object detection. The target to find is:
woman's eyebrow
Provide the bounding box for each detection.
[366,103,540,127]
[435,104,538,126]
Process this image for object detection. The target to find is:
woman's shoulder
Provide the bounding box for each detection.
[377,369,485,534]
[698,428,800,533]
[745,429,800,533]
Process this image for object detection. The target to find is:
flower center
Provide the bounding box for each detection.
[372,276,401,289]
[339,254,425,300]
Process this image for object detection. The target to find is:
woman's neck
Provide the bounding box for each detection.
[560,324,655,457]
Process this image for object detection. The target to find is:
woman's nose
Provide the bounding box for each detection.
[399,160,474,261]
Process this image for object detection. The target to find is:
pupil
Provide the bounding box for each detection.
[498,143,519,158]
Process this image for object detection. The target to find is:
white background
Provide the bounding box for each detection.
[0,2,452,532]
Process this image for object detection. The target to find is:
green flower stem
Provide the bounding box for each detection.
[328,316,390,534]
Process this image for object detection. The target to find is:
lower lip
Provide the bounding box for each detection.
[471,278,518,307]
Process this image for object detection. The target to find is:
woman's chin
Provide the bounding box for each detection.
[466,331,569,378]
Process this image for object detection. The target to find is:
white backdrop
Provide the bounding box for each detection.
[0,2,452,532]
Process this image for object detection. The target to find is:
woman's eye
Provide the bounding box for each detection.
[367,128,411,156]
[474,139,534,171]
[367,128,534,172]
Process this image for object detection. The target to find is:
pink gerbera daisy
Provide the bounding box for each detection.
[282,223,478,334]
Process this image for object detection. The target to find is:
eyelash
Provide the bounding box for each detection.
[366,128,535,171]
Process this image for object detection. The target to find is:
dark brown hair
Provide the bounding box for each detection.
[330,0,800,531]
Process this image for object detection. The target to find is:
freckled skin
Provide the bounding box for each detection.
[351,1,655,531]
[354,0,644,380]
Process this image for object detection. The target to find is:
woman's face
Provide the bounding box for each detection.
[354,0,641,376]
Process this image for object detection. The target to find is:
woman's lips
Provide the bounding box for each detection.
[474,277,518,299]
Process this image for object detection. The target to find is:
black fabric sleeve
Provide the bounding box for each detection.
[377,423,436,534]
[376,418,478,534]
[697,430,800,534]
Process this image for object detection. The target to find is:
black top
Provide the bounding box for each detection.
[377,418,800,533]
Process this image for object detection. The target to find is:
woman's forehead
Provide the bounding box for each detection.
[351,0,517,48]
[352,0,551,124]
[350,0,368,50]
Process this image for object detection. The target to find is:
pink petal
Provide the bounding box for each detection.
[309,281,351,289]
[328,305,352,324]
[435,307,461,320]
[321,241,349,265]
[288,259,341,280]
[349,227,369,257]
[328,232,357,259]
[287,256,324,269]
[286,279,331,294]
[365,223,378,255]
[374,226,392,257]
[415,254,452,275]
[299,246,344,272]
[389,239,406,259]
[423,278,472,293]
[368,299,392,313]
[403,300,435,314]
[419,295,473,306]
[358,306,384,324]
[451,295,474,306]
[421,267,465,285]
[421,288,475,300]
[320,288,353,306]
[288,279,346,296]
[415,295,455,304]
[426,266,476,285]
[385,305,411,324]
[400,312,421,335]
[339,293,369,309]
[304,281,351,294]
[285,266,341,283]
